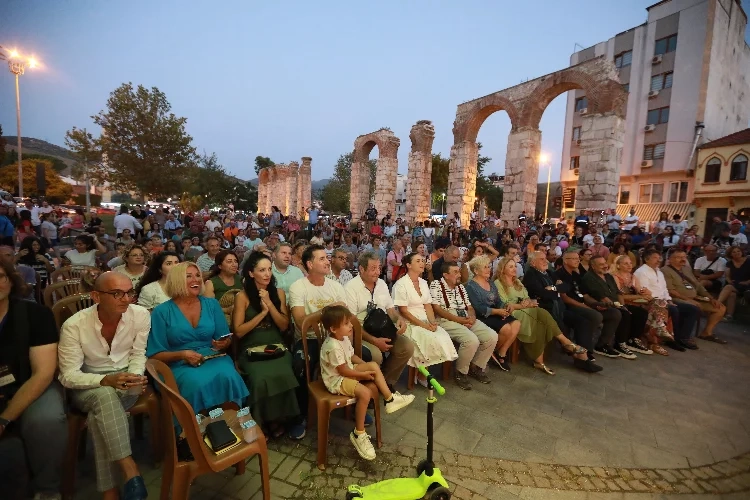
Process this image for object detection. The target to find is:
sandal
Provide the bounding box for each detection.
[533,362,556,376]
[651,344,669,356]
[268,423,285,439]
[698,334,727,345]
[561,342,586,355]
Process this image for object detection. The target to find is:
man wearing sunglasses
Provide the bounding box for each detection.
[58,272,151,500]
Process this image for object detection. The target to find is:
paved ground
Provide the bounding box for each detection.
[72,319,750,499]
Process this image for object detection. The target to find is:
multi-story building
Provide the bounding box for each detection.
[395,173,407,217]
[560,0,750,227]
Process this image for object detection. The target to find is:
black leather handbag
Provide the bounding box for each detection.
[363,307,398,344]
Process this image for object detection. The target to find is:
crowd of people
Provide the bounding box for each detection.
[0,198,748,500]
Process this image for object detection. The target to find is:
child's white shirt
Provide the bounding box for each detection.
[320,335,354,394]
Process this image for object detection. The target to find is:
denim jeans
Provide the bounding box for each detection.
[667,302,700,341]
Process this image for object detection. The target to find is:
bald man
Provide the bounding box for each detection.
[58,272,151,500]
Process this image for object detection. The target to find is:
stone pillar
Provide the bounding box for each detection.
[267,167,277,213]
[405,121,435,224]
[447,141,479,227]
[258,168,268,215]
[501,128,541,226]
[287,161,299,218]
[373,135,400,218]
[575,113,624,211]
[350,154,371,218]
[275,164,289,214]
[298,157,312,217]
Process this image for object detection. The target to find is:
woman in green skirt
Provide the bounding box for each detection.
[233,251,300,436]
[493,257,588,375]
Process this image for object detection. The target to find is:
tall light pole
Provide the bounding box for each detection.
[441,193,446,216]
[1,47,38,199]
[540,153,551,222]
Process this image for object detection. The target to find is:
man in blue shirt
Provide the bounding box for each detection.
[306,207,319,232]
[0,205,14,246]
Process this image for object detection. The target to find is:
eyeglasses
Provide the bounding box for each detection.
[98,289,137,300]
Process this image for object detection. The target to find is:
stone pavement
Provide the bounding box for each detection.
[72,320,750,499]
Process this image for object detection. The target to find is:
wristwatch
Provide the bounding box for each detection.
[0,417,11,428]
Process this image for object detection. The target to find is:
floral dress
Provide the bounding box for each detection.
[612,272,671,344]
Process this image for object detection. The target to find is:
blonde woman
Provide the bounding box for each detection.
[113,244,148,289]
[147,262,248,417]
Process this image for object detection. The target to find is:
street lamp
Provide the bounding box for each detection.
[1,46,39,199]
[539,153,551,223]
[441,193,446,216]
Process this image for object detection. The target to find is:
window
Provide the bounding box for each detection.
[704,157,721,183]
[650,72,673,91]
[572,127,581,141]
[669,181,689,202]
[639,183,664,203]
[655,34,678,55]
[619,186,630,205]
[615,50,633,68]
[575,97,588,112]
[644,143,666,160]
[730,154,748,181]
[647,107,670,125]
[570,156,580,170]
[622,83,630,93]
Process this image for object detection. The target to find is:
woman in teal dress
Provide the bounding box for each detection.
[232,251,299,434]
[147,262,249,414]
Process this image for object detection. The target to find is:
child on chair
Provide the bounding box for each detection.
[320,305,415,460]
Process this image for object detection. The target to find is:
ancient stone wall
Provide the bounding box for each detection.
[298,157,312,217]
[575,114,625,211]
[258,169,269,214]
[351,129,400,218]
[405,120,435,223]
[286,161,299,218]
[502,128,542,218]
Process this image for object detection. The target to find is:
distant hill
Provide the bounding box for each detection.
[249,177,330,191]
[3,136,77,175]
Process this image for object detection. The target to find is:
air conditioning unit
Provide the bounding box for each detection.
[578,107,588,115]
[644,124,656,132]
[652,55,663,64]
[576,139,582,145]
[641,160,653,168]
[648,90,659,98]
[573,168,580,175]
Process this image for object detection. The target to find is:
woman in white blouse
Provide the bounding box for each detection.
[63,234,106,267]
[136,251,180,310]
[113,244,148,289]
[392,252,457,385]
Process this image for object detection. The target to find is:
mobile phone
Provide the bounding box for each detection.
[216,333,232,340]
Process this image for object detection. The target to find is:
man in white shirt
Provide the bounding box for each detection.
[582,226,598,247]
[430,262,497,390]
[622,208,639,231]
[57,272,150,500]
[729,219,748,249]
[671,214,688,236]
[204,214,221,233]
[344,251,412,390]
[327,248,354,286]
[693,244,727,292]
[113,205,143,237]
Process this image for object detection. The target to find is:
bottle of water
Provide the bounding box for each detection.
[240,419,259,444]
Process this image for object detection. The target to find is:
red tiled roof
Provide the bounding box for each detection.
[698,128,750,150]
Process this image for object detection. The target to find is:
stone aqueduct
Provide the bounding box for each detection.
[257,56,627,226]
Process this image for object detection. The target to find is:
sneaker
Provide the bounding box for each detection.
[594,345,621,358]
[614,343,637,360]
[384,392,415,414]
[626,338,653,355]
[469,366,491,384]
[363,413,374,427]
[454,371,473,390]
[721,315,733,322]
[350,431,376,460]
[288,420,306,440]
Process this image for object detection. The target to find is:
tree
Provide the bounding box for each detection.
[319,152,376,214]
[0,159,72,202]
[64,127,105,184]
[185,152,235,206]
[228,180,257,212]
[87,82,197,198]
[0,124,6,159]
[430,153,450,211]
[254,156,274,176]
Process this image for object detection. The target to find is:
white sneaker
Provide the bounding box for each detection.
[385,392,415,414]
[350,431,376,460]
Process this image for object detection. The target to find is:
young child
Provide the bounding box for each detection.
[320,305,414,460]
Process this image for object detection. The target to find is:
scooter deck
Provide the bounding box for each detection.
[348,469,449,499]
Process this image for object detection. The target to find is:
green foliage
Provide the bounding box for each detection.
[0,125,5,158]
[254,156,275,175]
[229,180,257,212]
[89,82,197,198]
[484,185,504,214]
[183,152,257,212]
[111,192,142,204]
[319,152,376,214]
[0,159,72,200]
[64,127,104,183]
[2,150,68,172]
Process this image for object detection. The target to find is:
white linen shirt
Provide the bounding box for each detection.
[344,276,394,322]
[113,213,143,234]
[633,265,672,301]
[58,304,151,389]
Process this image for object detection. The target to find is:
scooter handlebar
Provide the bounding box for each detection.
[417,366,446,395]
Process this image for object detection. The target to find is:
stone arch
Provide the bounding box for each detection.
[350,128,400,218]
[453,94,521,144]
[258,168,270,214]
[520,69,601,129]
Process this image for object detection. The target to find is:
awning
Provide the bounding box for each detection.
[616,203,692,224]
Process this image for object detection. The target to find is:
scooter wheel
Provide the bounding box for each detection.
[428,486,451,500]
[346,492,362,500]
[416,459,430,476]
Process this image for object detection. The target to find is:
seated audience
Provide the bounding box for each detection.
[113,244,148,289]
[202,250,242,324]
[271,242,305,296]
[328,248,353,286]
[64,234,106,267]
[693,244,726,293]
[718,246,750,322]
[136,252,180,311]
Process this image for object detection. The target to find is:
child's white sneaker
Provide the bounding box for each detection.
[385,392,415,414]
[350,431,376,460]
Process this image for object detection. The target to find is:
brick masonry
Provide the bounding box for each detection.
[351,129,400,218]
[405,120,435,223]
[258,158,312,218]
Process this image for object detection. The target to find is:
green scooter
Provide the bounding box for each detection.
[345,366,451,500]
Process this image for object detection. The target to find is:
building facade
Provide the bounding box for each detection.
[395,173,407,217]
[694,128,750,236]
[560,0,750,226]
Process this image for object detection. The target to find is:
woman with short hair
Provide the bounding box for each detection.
[113,245,148,289]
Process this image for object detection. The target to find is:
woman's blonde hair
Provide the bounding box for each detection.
[494,257,523,293]
[613,254,631,272]
[467,255,491,275]
[165,262,204,298]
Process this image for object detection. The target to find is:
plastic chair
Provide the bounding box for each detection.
[300,312,383,470]
[49,265,99,283]
[61,386,162,500]
[52,293,95,330]
[407,361,453,390]
[146,359,270,500]
[43,278,82,308]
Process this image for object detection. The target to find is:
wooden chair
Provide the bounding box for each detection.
[43,279,82,308]
[407,361,453,390]
[52,293,95,329]
[49,265,98,283]
[146,359,270,500]
[300,312,383,470]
